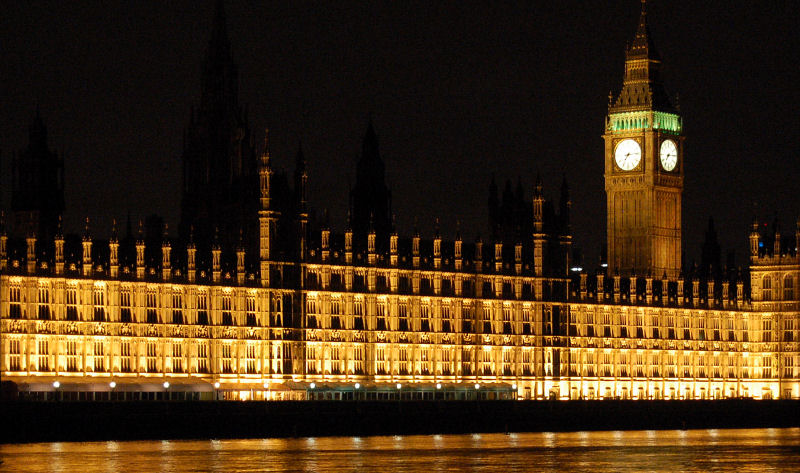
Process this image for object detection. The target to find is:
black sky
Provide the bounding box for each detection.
[1,1,799,267]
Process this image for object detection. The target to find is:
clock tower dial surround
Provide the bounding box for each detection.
[603,2,684,279]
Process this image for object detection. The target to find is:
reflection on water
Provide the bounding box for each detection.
[1,428,799,472]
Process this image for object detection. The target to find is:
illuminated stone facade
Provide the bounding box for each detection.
[1,2,798,401]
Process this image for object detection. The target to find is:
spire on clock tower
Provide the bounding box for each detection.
[610,0,674,113]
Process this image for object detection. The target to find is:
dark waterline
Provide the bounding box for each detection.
[1,428,799,472]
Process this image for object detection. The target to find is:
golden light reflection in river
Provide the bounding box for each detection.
[1,428,799,472]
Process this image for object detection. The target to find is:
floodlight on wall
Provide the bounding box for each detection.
[109,381,117,389]
[163,381,170,389]
[52,381,60,389]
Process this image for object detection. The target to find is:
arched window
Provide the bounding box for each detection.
[762,276,772,301]
[784,275,794,300]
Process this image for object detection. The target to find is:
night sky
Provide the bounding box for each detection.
[2,1,799,267]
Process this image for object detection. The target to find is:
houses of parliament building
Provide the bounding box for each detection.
[1,2,798,402]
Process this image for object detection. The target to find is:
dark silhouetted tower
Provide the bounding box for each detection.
[11,109,64,242]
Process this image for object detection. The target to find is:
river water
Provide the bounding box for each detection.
[1,428,799,472]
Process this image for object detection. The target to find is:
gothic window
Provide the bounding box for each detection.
[353,346,364,375]
[221,344,233,374]
[306,344,317,374]
[502,349,513,376]
[221,294,233,326]
[784,275,794,300]
[65,340,79,372]
[784,318,794,342]
[245,295,256,327]
[37,339,49,372]
[419,303,430,332]
[353,298,364,330]
[762,318,772,342]
[172,343,184,373]
[93,287,105,322]
[8,284,22,319]
[120,289,132,323]
[330,298,341,329]
[762,276,772,301]
[376,301,387,330]
[502,305,512,335]
[522,306,532,335]
[603,311,612,338]
[146,290,158,324]
[398,301,409,332]
[462,303,474,334]
[306,298,317,329]
[376,345,387,375]
[8,339,22,371]
[197,291,209,325]
[482,304,492,334]
[461,348,473,376]
[146,342,157,373]
[196,343,208,373]
[172,291,184,324]
[330,345,342,374]
[441,304,452,333]
[120,341,132,372]
[586,313,595,337]
[440,348,452,376]
[37,286,51,320]
[269,295,282,327]
[94,341,105,372]
[244,344,257,374]
[66,286,78,321]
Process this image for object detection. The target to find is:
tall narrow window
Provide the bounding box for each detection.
[8,284,22,319]
[245,345,257,373]
[330,298,341,329]
[38,286,51,320]
[419,303,430,332]
[94,341,105,372]
[197,292,208,325]
[172,291,183,324]
[502,305,512,335]
[146,291,158,324]
[762,276,772,301]
[306,298,317,329]
[353,299,364,330]
[120,289,132,323]
[121,341,132,372]
[66,286,78,321]
[762,318,772,342]
[246,295,257,327]
[93,287,105,322]
[222,344,233,373]
[482,304,492,334]
[9,339,22,371]
[269,295,282,327]
[462,303,474,334]
[37,339,49,371]
[441,304,452,333]
[222,294,233,326]
[172,343,184,373]
[196,344,208,373]
[146,342,157,372]
[377,301,387,331]
[784,275,794,300]
[353,346,364,374]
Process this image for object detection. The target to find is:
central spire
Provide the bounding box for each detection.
[609,0,672,113]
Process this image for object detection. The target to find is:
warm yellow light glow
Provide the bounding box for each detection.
[354,383,360,389]
[52,381,60,388]
[163,382,170,389]
[214,382,221,389]
[109,381,116,389]
[436,383,442,389]
[396,383,402,389]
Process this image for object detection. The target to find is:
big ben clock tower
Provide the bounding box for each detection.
[604,0,683,278]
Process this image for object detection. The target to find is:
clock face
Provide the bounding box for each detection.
[659,139,678,171]
[614,139,641,171]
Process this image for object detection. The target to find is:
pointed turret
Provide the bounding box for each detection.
[609,0,674,113]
